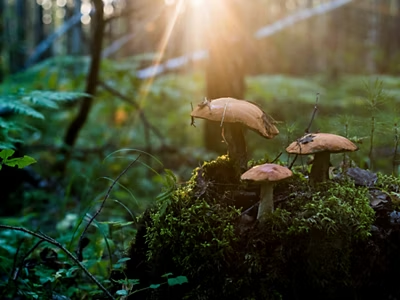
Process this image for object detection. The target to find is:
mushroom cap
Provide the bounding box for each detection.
[241,163,293,182]
[191,97,279,139]
[286,133,358,155]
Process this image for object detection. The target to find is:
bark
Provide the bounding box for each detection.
[0,0,4,82]
[70,0,83,55]
[204,0,246,154]
[33,2,51,63]
[59,0,105,172]
[10,0,27,73]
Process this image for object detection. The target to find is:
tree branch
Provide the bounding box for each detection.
[77,156,141,261]
[98,81,165,143]
[0,224,115,300]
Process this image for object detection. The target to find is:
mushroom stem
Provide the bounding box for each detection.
[223,123,247,172]
[257,183,274,220]
[310,152,331,186]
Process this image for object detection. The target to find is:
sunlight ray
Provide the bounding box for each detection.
[137,0,185,109]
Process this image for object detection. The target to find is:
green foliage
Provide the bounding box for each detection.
[284,180,374,239]
[376,172,400,210]
[114,273,188,297]
[145,185,241,275]
[2,55,400,299]
[138,162,376,299]
[0,89,83,149]
[0,149,36,170]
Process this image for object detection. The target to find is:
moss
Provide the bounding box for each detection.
[127,158,400,299]
[376,172,400,211]
[143,156,242,299]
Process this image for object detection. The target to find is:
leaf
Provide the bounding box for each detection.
[23,91,89,106]
[116,257,131,264]
[66,266,80,278]
[0,101,44,119]
[167,276,188,286]
[116,290,128,296]
[0,149,15,160]
[149,284,161,289]
[161,272,173,278]
[5,155,37,168]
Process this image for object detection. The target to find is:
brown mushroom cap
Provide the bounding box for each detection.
[241,163,293,182]
[286,133,358,155]
[191,97,279,139]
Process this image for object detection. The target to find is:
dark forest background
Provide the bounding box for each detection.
[1,0,400,299]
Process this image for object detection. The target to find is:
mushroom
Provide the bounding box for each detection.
[286,133,358,186]
[241,163,293,221]
[191,97,279,171]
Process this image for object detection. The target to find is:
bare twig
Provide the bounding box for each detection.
[0,225,115,300]
[98,81,165,143]
[12,240,45,281]
[270,152,283,164]
[77,156,141,261]
[305,93,319,134]
[288,154,298,170]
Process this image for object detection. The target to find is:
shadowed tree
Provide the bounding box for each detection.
[68,0,83,55]
[0,0,4,82]
[203,0,247,155]
[10,0,27,73]
[58,0,105,173]
[34,2,51,63]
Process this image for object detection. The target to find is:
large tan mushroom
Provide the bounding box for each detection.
[286,133,358,186]
[191,97,279,170]
[241,163,292,221]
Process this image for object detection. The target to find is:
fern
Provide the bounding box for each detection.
[0,90,84,149]
[0,98,45,119]
[22,91,89,107]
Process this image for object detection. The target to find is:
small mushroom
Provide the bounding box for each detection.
[241,163,293,221]
[191,97,279,171]
[286,133,358,186]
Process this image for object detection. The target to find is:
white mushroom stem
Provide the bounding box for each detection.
[257,183,274,220]
[309,152,331,186]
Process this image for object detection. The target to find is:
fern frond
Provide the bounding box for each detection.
[0,99,44,119]
[22,91,88,108]
[0,142,16,149]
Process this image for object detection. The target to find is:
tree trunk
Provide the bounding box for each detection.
[59,0,105,173]
[10,0,27,73]
[71,0,83,55]
[0,0,4,82]
[204,0,246,155]
[34,2,51,63]
[366,0,379,74]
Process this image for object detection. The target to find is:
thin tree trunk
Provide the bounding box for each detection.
[366,0,379,74]
[10,0,27,73]
[204,0,246,155]
[34,2,51,63]
[71,0,83,55]
[59,0,105,173]
[0,0,4,82]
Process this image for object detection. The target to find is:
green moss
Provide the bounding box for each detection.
[284,179,374,239]
[145,186,240,275]
[132,158,382,299]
